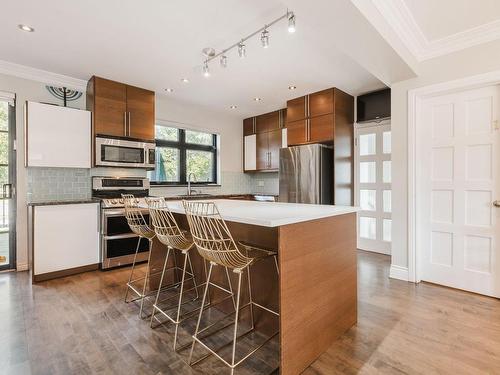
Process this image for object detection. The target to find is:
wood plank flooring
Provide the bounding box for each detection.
[1,251,499,374]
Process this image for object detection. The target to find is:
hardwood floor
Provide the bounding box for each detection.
[1,251,499,375]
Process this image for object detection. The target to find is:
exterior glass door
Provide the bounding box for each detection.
[0,93,16,271]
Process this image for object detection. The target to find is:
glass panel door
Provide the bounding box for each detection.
[0,95,16,271]
[355,122,391,254]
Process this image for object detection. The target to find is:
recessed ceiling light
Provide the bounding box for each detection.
[288,85,297,90]
[181,78,189,83]
[230,105,237,109]
[18,24,34,32]
[253,97,262,102]
[165,88,174,93]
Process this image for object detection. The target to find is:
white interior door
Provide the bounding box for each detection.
[355,122,392,254]
[419,85,500,297]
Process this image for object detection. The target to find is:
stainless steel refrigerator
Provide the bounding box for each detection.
[279,144,333,204]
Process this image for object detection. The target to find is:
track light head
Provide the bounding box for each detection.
[220,55,227,68]
[238,42,246,58]
[261,29,269,48]
[288,12,296,33]
[203,61,210,77]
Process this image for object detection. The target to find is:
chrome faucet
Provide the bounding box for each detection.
[187,173,196,196]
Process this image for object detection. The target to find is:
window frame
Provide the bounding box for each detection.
[150,126,218,186]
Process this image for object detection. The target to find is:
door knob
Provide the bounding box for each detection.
[494,200,500,207]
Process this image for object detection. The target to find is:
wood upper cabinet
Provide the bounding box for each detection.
[309,88,334,117]
[243,117,255,136]
[256,110,280,133]
[87,76,155,141]
[126,86,155,140]
[268,129,282,169]
[88,76,127,138]
[286,120,307,146]
[256,132,269,170]
[286,96,307,123]
[309,114,334,143]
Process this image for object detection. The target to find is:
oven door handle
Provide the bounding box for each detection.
[103,233,140,240]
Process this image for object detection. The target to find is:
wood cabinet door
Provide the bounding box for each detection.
[93,77,127,137]
[256,132,269,170]
[256,110,280,133]
[309,88,334,117]
[309,114,334,142]
[286,119,307,146]
[286,96,307,122]
[126,85,155,141]
[243,117,254,136]
[268,129,282,170]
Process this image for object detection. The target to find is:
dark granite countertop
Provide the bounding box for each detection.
[28,199,100,207]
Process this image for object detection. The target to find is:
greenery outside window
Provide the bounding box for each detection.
[148,125,218,185]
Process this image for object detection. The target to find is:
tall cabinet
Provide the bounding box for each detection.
[242,87,354,206]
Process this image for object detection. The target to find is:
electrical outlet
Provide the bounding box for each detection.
[258,180,264,187]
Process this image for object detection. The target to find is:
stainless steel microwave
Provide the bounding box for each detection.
[95,136,155,168]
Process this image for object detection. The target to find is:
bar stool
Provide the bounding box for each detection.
[183,200,279,375]
[122,194,156,319]
[147,197,200,350]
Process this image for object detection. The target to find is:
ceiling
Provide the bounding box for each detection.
[403,0,500,41]
[0,0,400,117]
[357,0,500,63]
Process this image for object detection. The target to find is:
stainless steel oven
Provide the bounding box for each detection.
[101,207,150,269]
[92,176,151,269]
[95,136,155,169]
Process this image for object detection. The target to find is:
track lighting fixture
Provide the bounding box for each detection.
[238,42,246,58]
[261,28,269,48]
[200,9,295,78]
[203,61,210,77]
[220,55,227,68]
[288,12,296,33]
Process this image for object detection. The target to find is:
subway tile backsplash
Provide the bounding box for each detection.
[27,167,91,202]
[27,168,279,203]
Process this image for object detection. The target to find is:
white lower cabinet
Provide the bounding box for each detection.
[31,202,100,281]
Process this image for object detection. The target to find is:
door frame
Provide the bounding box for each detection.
[408,69,500,283]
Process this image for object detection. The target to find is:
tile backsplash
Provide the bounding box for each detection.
[27,167,279,203]
[27,167,91,202]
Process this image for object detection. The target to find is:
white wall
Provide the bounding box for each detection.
[391,39,500,274]
[0,71,244,271]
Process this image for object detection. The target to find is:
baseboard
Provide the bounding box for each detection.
[17,263,29,272]
[389,264,409,281]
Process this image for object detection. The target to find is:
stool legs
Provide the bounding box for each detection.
[124,236,142,304]
[189,261,214,365]
[150,246,171,327]
[138,239,154,319]
[230,270,243,374]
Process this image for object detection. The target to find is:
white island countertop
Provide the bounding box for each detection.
[144,199,359,227]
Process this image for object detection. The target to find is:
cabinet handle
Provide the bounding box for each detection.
[128,112,131,136]
[123,112,127,135]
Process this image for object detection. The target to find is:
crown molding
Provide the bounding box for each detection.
[371,0,500,62]
[0,60,87,91]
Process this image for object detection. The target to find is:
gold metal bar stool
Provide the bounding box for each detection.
[183,200,280,375]
[147,197,201,350]
[122,194,156,319]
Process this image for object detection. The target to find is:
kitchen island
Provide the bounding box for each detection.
[148,199,358,374]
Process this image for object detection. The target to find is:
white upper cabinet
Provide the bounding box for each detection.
[244,134,256,171]
[25,101,91,168]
